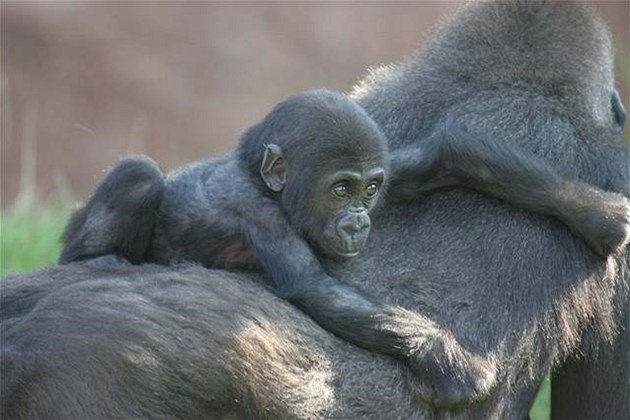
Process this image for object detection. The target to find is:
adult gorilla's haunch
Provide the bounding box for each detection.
[2,1,629,418]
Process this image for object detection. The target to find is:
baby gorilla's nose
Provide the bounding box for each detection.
[340,212,371,235]
[332,210,372,258]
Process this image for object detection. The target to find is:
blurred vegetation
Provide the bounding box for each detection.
[531,375,551,420]
[1,207,67,276]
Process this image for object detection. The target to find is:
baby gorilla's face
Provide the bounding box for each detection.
[290,161,387,260]
[258,141,389,260]
[318,167,385,258]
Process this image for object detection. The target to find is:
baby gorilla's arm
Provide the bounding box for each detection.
[238,200,496,408]
[390,119,630,256]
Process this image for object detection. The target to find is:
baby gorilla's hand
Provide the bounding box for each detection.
[407,339,497,408]
[376,307,497,409]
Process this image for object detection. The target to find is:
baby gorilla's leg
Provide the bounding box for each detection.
[390,119,630,256]
[60,155,165,264]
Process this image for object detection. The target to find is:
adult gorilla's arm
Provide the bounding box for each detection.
[389,119,630,256]
[551,275,630,419]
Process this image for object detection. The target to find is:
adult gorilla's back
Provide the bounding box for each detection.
[349,1,629,417]
[2,1,628,419]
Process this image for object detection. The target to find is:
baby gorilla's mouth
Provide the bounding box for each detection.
[316,231,366,259]
[335,249,361,258]
[329,238,366,258]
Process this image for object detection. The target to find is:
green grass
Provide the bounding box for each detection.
[531,374,551,420]
[1,208,68,276]
[0,207,551,418]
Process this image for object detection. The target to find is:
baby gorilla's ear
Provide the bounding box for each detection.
[612,89,627,129]
[260,144,287,192]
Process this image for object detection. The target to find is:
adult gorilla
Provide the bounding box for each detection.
[351,1,630,418]
[2,1,628,419]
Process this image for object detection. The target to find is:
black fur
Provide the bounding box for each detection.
[612,88,627,129]
[351,1,630,417]
[390,117,630,256]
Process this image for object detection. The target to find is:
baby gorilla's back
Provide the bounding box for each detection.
[148,152,263,269]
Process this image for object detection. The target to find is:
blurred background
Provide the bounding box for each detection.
[2,1,628,210]
[1,2,628,417]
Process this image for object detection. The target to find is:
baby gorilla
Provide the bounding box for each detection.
[62,90,498,407]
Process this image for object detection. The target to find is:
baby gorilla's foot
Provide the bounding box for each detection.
[59,155,165,264]
[559,184,630,256]
[584,193,630,256]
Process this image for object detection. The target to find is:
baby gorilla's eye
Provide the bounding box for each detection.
[332,183,350,198]
[365,182,379,198]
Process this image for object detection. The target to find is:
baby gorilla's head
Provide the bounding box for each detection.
[239,89,389,259]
